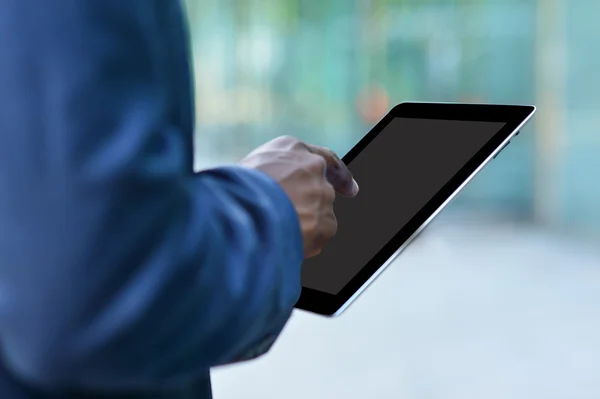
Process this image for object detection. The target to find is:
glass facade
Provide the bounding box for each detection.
[185,0,600,233]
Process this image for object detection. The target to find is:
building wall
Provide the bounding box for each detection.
[186,0,600,232]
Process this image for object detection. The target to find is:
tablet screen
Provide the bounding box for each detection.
[301,117,506,295]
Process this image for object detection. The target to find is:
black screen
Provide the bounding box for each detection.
[301,117,506,294]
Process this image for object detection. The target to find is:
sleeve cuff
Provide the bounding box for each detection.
[212,165,304,267]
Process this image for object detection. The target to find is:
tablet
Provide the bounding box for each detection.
[295,102,536,317]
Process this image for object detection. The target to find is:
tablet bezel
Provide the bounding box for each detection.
[294,102,536,317]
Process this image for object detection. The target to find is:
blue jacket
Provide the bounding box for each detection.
[0,1,303,398]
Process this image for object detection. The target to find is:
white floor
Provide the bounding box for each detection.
[211,216,600,399]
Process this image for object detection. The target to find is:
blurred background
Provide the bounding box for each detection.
[183,1,600,398]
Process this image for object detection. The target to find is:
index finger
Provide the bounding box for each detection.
[305,144,359,198]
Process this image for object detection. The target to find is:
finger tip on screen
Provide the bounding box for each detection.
[351,179,359,196]
[338,180,359,198]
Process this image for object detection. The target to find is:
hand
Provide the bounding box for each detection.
[239,136,359,258]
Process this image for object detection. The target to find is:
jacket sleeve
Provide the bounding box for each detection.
[0,0,303,392]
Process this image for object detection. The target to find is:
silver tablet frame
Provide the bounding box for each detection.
[330,105,536,317]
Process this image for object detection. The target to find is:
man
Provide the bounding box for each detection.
[0,1,358,398]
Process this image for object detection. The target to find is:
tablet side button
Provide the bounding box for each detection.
[493,141,511,159]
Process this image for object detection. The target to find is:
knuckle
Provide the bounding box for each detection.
[274,135,299,147]
[279,136,311,153]
[323,183,336,203]
[323,147,342,164]
[329,214,338,236]
[304,212,338,250]
[309,154,327,171]
[302,220,319,243]
[278,135,295,142]
[321,221,337,245]
[322,146,335,157]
